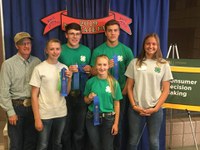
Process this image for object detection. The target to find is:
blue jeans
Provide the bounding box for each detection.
[127,106,163,150]
[86,111,115,150]
[37,116,66,150]
[8,105,37,150]
[62,94,87,150]
[114,95,129,150]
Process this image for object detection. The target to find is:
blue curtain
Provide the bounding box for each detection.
[2,0,169,60]
[2,0,67,60]
[66,0,110,50]
[2,0,169,149]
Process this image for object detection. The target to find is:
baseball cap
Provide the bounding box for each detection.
[14,32,33,44]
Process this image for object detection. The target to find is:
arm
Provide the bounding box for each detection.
[84,92,96,104]
[122,80,128,95]
[31,86,43,131]
[111,100,120,135]
[90,66,97,76]
[127,78,145,115]
[0,63,18,125]
[83,65,91,75]
[145,81,170,115]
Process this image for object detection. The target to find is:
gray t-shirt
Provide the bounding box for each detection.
[125,58,173,109]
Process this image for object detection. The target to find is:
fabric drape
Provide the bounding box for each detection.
[2,1,168,149]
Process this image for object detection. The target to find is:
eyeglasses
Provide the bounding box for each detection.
[67,32,81,37]
[18,42,32,46]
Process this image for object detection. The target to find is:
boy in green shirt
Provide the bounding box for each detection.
[90,19,134,150]
[58,23,91,150]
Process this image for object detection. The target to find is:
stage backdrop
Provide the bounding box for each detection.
[2,0,169,60]
[2,0,169,150]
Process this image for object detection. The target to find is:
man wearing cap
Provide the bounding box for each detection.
[0,32,41,150]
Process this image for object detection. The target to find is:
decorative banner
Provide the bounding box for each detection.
[163,59,200,112]
[41,10,132,35]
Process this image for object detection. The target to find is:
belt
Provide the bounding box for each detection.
[12,98,31,107]
[100,112,115,117]
[88,111,115,117]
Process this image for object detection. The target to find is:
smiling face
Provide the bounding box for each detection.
[46,41,61,63]
[65,29,82,48]
[15,38,32,59]
[95,56,110,78]
[144,36,158,59]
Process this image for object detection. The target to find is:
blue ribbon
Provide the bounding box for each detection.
[78,64,88,92]
[60,68,68,96]
[72,72,79,90]
[71,64,79,90]
[113,55,119,80]
[93,96,100,126]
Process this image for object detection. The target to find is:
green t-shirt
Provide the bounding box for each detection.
[84,76,123,112]
[58,44,91,91]
[91,42,134,89]
[59,44,91,66]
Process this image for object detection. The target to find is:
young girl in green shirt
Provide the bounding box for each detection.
[84,55,123,150]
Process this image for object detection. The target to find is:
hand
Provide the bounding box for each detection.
[143,108,157,115]
[83,65,91,74]
[69,65,78,73]
[139,112,151,116]
[111,123,118,135]
[88,92,96,102]
[132,105,150,116]
[109,59,114,68]
[35,119,43,132]
[65,69,72,78]
[122,87,127,95]
[8,115,18,125]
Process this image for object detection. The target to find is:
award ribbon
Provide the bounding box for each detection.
[113,55,119,80]
[72,64,79,90]
[78,64,88,92]
[60,68,68,96]
[93,96,100,126]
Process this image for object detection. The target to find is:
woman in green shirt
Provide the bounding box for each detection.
[84,55,123,150]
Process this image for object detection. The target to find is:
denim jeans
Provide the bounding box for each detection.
[114,95,129,150]
[86,111,115,150]
[37,116,66,150]
[127,106,163,150]
[8,105,37,150]
[62,94,87,150]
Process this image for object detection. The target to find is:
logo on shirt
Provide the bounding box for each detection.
[154,67,161,73]
[105,86,111,93]
[80,56,86,62]
[118,55,123,62]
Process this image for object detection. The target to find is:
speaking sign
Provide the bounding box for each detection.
[163,59,200,111]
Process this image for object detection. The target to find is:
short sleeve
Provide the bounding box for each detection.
[125,59,135,79]
[162,62,173,81]
[29,67,41,88]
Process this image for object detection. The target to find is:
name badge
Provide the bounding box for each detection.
[137,65,147,71]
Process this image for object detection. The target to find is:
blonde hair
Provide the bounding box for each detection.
[95,55,117,98]
[44,38,61,58]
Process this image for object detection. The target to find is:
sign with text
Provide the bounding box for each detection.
[163,59,200,112]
